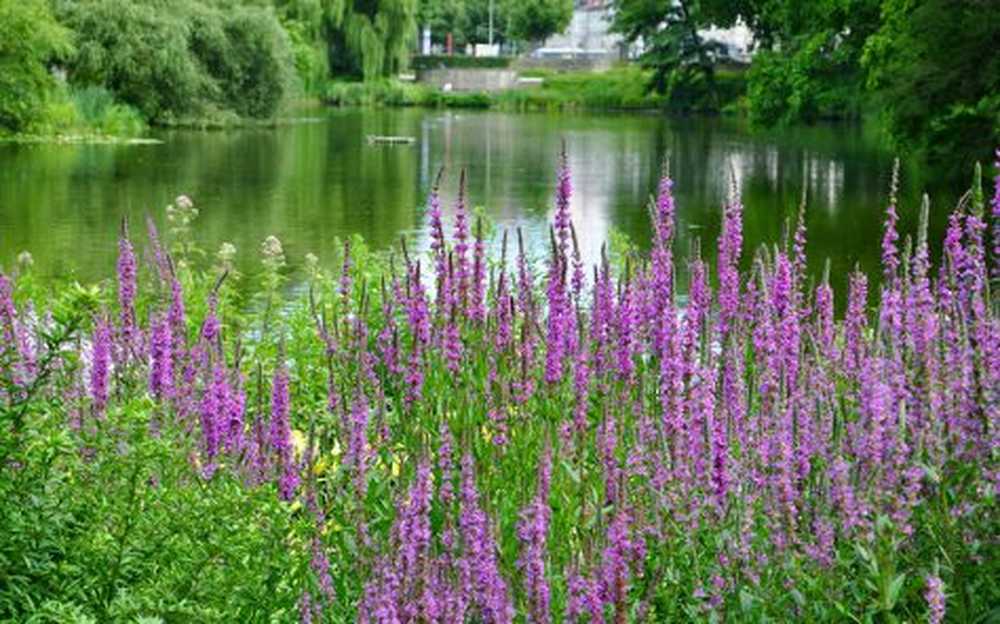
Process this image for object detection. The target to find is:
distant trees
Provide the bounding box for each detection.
[612,0,1000,166]
[0,0,72,132]
[611,0,740,108]
[52,0,298,122]
[862,0,1000,166]
[507,0,573,44]
[418,0,572,50]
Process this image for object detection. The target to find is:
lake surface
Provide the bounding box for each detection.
[0,107,943,296]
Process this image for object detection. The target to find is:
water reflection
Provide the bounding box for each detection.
[0,108,935,298]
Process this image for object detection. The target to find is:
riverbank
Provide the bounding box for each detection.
[323,67,746,114]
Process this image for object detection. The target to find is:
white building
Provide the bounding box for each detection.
[539,1,753,63]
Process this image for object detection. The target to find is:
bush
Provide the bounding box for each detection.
[69,86,146,136]
[0,0,72,133]
[53,0,298,123]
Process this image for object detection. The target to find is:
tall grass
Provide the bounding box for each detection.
[0,153,997,622]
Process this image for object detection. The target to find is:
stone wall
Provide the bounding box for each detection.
[415,68,519,92]
[512,56,616,73]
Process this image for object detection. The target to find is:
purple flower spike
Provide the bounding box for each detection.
[89,315,113,418]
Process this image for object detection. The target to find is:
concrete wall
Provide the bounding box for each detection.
[416,68,518,92]
[512,56,616,73]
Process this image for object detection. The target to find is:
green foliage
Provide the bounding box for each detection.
[0,0,72,133]
[53,0,298,122]
[862,0,1000,169]
[322,68,683,111]
[611,0,743,112]
[745,0,878,126]
[412,54,512,70]
[506,0,572,43]
[326,0,419,81]
[68,86,146,136]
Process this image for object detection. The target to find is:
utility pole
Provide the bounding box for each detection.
[488,0,494,47]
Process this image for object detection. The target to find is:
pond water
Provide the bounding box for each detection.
[0,107,944,296]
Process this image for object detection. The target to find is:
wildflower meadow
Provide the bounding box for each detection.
[1,151,998,623]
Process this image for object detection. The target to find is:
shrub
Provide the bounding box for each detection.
[52,0,298,123]
[0,0,72,133]
[69,86,146,136]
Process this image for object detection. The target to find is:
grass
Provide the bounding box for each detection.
[322,66,746,113]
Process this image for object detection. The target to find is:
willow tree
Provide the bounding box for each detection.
[324,0,417,80]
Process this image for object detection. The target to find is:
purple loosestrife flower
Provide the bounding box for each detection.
[168,276,186,365]
[941,211,966,301]
[348,392,370,496]
[881,161,901,283]
[925,575,945,624]
[843,271,868,379]
[453,171,471,311]
[682,259,710,373]
[718,178,744,335]
[226,372,246,453]
[427,180,449,306]
[459,452,514,624]
[615,275,639,381]
[298,592,317,624]
[444,310,463,374]
[201,295,221,346]
[908,202,937,358]
[515,228,535,319]
[600,412,620,505]
[992,149,1000,273]
[396,459,433,621]
[0,273,15,356]
[404,345,424,410]
[962,211,987,302]
[200,364,229,475]
[566,570,604,622]
[377,280,402,376]
[117,224,138,359]
[471,218,488,323]
[573,337,592,434]
[145,215,170,282]
[828,456,866,535]
[599,506,644,620]
[544,253,568,384]
[494,276,513,353]
[591,256,614,377]
[516,446,552,624]
[269,362,298,501]
[570,225,585,306]
[149,313,173,401]
[554,146,573,256]
[791,201,808,292]
[339,238,352,301]
[90,316,113,418]
[438,422,456,511]
[310,536,336,605]
[406,261,431,347]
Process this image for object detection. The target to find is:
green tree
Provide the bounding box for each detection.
[862,0,1000,168]
[745,0,879,125]
[418,0,468,47]
[507,0,572,43]
[53,0,298,122]
[0,0,72,133]
[612,0,739,108]
[325,0,418,80]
